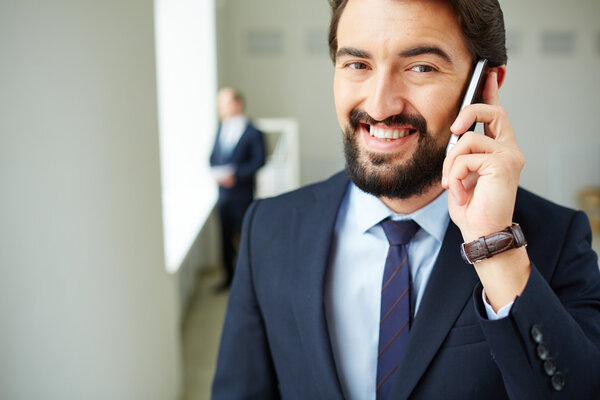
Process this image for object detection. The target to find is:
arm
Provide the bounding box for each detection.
[442,69,600,397]
[234,125,266,182]
[475,211,600,399]
[212,200,280,399]
[210,125,222,167]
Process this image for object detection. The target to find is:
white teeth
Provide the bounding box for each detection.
[369,126,411,139]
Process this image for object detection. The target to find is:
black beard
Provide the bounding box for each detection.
[343,109,447,199]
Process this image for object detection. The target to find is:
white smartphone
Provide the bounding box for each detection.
[446,59,489,155]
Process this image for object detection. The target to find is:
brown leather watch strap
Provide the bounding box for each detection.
[460,223,527,264]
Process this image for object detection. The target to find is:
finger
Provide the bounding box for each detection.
[482,70,500,106]
[447,154,488,205]
[451,103,502,134]
[451,103,512,141]
[442,132,498,185]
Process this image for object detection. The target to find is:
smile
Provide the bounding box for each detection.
[366,124,417,140]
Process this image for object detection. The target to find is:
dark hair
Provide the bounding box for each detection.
[328,0,507,68]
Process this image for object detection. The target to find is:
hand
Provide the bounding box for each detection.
[442,70,524,242]
[442,70,530,312]
[218,173,236,188]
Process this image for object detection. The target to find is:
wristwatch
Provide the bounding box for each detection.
[460,223,527,264]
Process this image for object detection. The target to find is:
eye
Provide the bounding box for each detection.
[410,65,436,73]
[346,61,369,70]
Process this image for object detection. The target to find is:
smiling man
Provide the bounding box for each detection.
[212,1,600,399]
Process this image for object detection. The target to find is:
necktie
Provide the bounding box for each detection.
[377,219,420,400]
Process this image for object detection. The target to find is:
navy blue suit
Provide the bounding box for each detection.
[213,171,600,399]
[210,122,265,285]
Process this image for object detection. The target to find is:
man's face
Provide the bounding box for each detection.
[217,89,241,120]
[333,0,474,199]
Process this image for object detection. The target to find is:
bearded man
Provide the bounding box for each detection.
[212,1,600,399]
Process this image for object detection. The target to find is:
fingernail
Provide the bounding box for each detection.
[451,117,462,133]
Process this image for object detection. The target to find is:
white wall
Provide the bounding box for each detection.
[216,0,600,207]
[0,1,181,399]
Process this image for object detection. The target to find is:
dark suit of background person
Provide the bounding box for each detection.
[212,0,600,398]
[210,88,265,290]
[212,172,600,399]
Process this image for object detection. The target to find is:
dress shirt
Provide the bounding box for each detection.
[218,115,247,158]
[325,182,511,400]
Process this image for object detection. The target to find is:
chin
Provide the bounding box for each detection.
[344,127,446,199]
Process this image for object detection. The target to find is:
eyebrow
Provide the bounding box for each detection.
[336,47,371,60]
[336,45,453,64]
[399,46,452,63]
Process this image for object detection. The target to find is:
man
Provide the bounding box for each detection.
[212,1,600,399]
[210,87,265,290]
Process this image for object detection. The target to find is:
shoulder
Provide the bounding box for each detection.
[247,171,349,224]
[514,187,594,277]
[245,121,262,135]
[259,170,348,207]
[514,187,579,230]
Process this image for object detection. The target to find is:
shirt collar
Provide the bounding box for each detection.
[222,114,247,125]
[347,182,449,243]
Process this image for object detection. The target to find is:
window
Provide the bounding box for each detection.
[154,0,217,273]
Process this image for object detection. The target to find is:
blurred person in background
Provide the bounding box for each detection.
[210,87,265,291]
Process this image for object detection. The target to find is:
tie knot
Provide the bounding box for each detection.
[381,219,419,246]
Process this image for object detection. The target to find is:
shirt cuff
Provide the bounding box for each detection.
[482,288,513,320]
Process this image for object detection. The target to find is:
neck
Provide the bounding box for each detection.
[379,184,445,215]
[222,114,244,122]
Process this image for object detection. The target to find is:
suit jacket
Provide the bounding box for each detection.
[212,171,600,399]
[210,121,265,218]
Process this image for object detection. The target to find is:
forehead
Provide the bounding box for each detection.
[218,91,237,107]
[219,89,234,100]
[337,0,470,63]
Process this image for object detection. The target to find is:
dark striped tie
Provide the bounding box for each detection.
[377,219,420,400]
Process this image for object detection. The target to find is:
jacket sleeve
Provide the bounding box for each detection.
[211,200,280,399]
[209,125,221,167]
[474,210,600,399]
[234,125,266,182]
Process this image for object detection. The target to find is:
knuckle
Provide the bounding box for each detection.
[496,105,507,118]
[515,151,525,169]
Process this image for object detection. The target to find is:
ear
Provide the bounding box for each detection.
[489,65,507,89]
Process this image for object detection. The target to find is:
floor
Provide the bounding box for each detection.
[181,267,229,400]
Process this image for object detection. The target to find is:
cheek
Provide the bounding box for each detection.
[420,90,461,134]
[333,74,354,125]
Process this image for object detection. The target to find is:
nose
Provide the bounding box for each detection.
[363,69,407,122]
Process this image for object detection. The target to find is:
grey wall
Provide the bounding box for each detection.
[500,0,600,208]
[0,1,181,398]
[216,0,343,185]
[216,0,600,207]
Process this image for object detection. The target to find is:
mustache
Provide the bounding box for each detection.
[349,109,427,134]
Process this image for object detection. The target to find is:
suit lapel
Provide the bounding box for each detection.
[229,123,250,159]
[389,222,479,399]
[290,172,348,400]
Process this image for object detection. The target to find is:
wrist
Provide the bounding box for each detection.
[473,247,531,311]
[460,223,527,264]
[460,221,513,244]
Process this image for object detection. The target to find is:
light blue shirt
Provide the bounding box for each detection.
[325,183,510,400]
